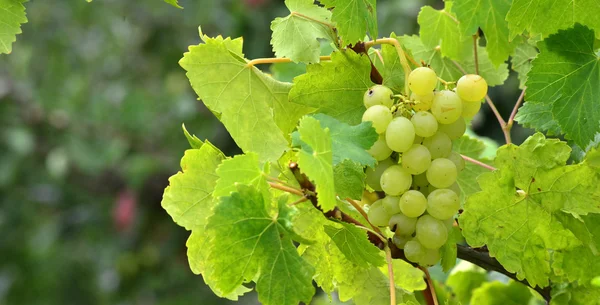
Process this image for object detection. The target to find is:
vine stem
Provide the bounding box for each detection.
[356,225,387,244]
[246,56,331,67]
[461,154,497,171]
[291,11,335,30]
[364,38,413,96]
[419,267,439,305]
[385,246,396,305]
[473,34,479,75]
[267,181,304,196]
[507,88,527,128]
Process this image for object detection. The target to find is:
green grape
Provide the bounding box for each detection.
[365,158,395,191]
[389,212,418,235]
[456,74,488,102]
[408,67,438,95]
[380,165,412,196]
[385,117,415,153]
[426,158,458,188]
[438,119,466,140]
[427,189,460,220]
[364,85,394,108]
[368,135,393,161]
[362,105,393,134]
[431,90,463,124]
[422,132,452,159]
[420,248,441,266]
[401,144,432,175]
[382,196,401,215]
[447,152,466,172]
[414,135,423,144]
[411,92,434,111]
[448,182,461,197]
[367,199,391,227]
[393,234,412,249]
[411,111,438,137]
[416,215,448,249]
[404,240,425,263]
[412,172,429,188]
[399,190,427,218]
[462,100,482,118]
[443,217,455,231]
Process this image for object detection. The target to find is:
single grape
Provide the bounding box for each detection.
[462,100,482,118]
[385,117,415,153]
[413,135,423,144]
[443,218,455,231]
[399,190,427,218]
[393,234,412,249]
[382,196,401,215]
[361,190,379,206]
[431,90,463,124]
[411,111,438,137]
[438,119,466,140]
[364,85,394,108]
[365,158,395,191]
[367,199,391,227]
[420,248,441,266]
[380,165,412,196]
[408,67,438,95]
[362,105,393,134]
[422,132,452,159]
[368,134,393,161]
[447,152,465,172]
[426,158,458,188]
[411,92,434,111]
[427,189,460,220]
[412,172,429,188]
[456,74,488,102]
[401,144,432,175]
[404,240,425,263]
[388,212,418,235]
[416,215,448,249]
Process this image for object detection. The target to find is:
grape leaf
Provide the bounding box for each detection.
[452,0,517,66]
[338,266,419,305]
[164,0,182,9]
[470,281,533,305]
[379,33,408,94]
[511,41,538,89]
[296,116,336,211]
[452,135,493,205]
[388,260,427,292]
[399,35,508,86]
[182,123,203,149]
[213,152,270,200]
[514,102,562,136]
[180,33,312,162]
[0,0,27,54]
[521,24,600,148]
[320,0,377,45]
[506,0,600,40]
[551,284,600,305]
[333,160,365,200]
[460,133,600,287]
[270,62,306,83]
[446,263,487,305]
[289,49,374,125]
[270,0,336,64]
[203,185,315,305]
[418,4,471,61]
[161,143,225,231]
[324,222,385,268]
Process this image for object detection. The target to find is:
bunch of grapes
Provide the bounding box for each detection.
[361,67,488,266]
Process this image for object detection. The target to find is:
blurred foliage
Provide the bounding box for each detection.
[0,0,528,304]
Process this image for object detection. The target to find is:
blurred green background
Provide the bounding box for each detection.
[0,1,528,304]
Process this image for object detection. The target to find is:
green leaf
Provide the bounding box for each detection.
[270,0,335,63]
[511,41,538,89]
[161,144,225,231]
[182,123,203,149]
[506,0,600,40]
[0,0,27,54]
[469,281,533,305]
[388,260,427,292]
[446,262,487,305]
[164,0,182,9]
[203,185,315,305]
[320,0,377,45]
[440,226,462,272]
[399,35,508,86]
[213,152,270,199]
[338,266,419,305]
[380,33,407,94]
[289,49,374,125]
[180,33,312,162]
[452,135,494,205]
[418,4,471,61]
[460,133,600,287]
[296,116,336,211]
[334,160,365,200]
[514,102,562,136]
[452,0,518,66]
[270,62,306,83]
[552,284,600,305]
[521,24,600,148]
[324,222,385,268]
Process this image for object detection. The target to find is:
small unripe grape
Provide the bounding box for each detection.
[438,119,467,140]
[414,135,423,144]
[416,215,448,249]
[420,248,441,266]
[399,190,427,217]
[364,85,394,108]
[401,144,432,175]
[408,67,438,95]
[427,189,460,220]
[411,111,438,137]
[362,105,393,134]
[389,213,418,235]
[412,172,429,188]
[456,74,488,102]
[448,182,461,196]
[404,240,425,263]
[380,165,412,196]
[385,117,415,153]
[462,100,482,118]
[365,158,395,191]
[447,152,466,172]
[382,196,401,215]
[368,199,391,227]
[411,92,434,111]
[368,135,393,161]
[422,132,452,159]
[431,90,463,124]
[393,234,412,249]
[426,158,458,188]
